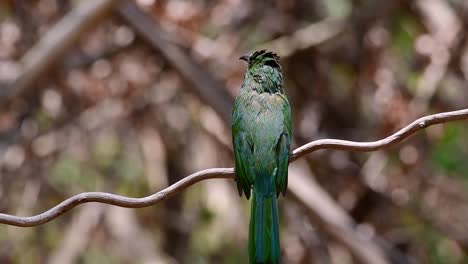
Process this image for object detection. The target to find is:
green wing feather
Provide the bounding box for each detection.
[275,94,291,196]
[232,93,291,198]
[232,98,254,199]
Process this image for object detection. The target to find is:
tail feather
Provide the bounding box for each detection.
[271,195,280,261]
[249,192,280,264]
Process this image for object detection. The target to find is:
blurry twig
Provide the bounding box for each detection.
[105,207,176,263]
[287,160,390,264]
[0,108,466,228]
[117,0,233,123]
[260,19,345,58]
[62,45,123,69]
[47,204,106,264]
[0,0,117,104]
[411,0,461,113]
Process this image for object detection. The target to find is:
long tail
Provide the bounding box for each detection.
[249,191,280,264]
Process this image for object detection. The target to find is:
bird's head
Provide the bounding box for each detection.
[239,50,283,93]
[239,50,281,71]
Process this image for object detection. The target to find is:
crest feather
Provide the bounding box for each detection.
[250,50,280,62]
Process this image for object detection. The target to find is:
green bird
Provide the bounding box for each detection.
[232,50,292,264]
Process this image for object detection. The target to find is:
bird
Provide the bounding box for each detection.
[232,50,292,264]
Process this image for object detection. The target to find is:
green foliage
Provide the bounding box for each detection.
[92,135,122,170]
[330,62,354,101]
[391,14,420,60]
[432,124,468,180]
[50,156,103,191]
[0,2,10,20]
[114,154,146,196]
[34,109,53,131]
[80,244,118,264]
[323,0,352,18]
[403,213,466,264]
[407,72,422,94]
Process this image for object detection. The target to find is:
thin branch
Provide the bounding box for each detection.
[290,108,468,161]
[0,108,467,227]
[0,168,234,227]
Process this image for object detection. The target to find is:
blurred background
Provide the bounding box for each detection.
[0,0,468,263]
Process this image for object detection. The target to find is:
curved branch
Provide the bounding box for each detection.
[1,108,468,227]
[290,108,468,161]
[0,168,235,227]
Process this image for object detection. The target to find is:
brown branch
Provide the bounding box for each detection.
[0,168,234,227]
[290,108,468,161]
[0,108,467,227]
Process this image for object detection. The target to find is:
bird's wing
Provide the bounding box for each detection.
[275,93,292,196]
[232,98,255,199]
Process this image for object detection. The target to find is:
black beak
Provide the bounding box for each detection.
[239,55,249,62]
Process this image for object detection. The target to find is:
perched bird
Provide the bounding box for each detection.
[232,50,292,264]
